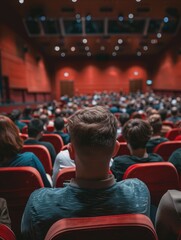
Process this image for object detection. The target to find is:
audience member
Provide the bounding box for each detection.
[155,190,181,240]
[117,113,130,137]
[0,115,51,187]
[111,118,163,181]
[166,107,181,124]
[146,114,168,153]
[54,117,70,144]
[10,109,26,132]
[52,144,114,186]
[24,118,56,164]
[21,106,150,240]
[22,106,32,120]
[0,198,11,229]
[159,109,172,136]
[169,148,181,172]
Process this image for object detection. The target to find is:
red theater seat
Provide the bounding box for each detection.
[41,134,64,154]
[165,128,181,140]
[55,167,112,188]
[21,144,52,174]
[55,167,75,187]
[44,214,158,240]
[0,224,16,240]
[0,167,44,238]
[162,121,174,128]
[123,162,180,206]
[47,125,55,132]
[19,133,28,141]
[153,141,181,161]
[114,142,130,157]
[117,134,126,143]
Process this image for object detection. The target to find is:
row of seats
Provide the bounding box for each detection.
[19,133,64,154]
[1,161,180,239]
[0,214,158,240]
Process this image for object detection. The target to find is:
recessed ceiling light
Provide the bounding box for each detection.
[85,46,89,51]
[118,39,123,44]
[72,0,77,2]
[71,46,76,52]
[64,72,69,77]
[61,52,65,57]
[75,14,81,19]
[112,52,117,56]
[19,0,24,3]
[118,16,124,22]
[134,71,139,76]
[137,51,142,56]
[100,46,105,51]
[136,0,141,2]
[157,33,162,38]
[163,17,169,23]
[82,38,88,44]
[115,46,119,51]
[86,14,92,21]
[128,13,134,19]
[40,16,46,21]
[87,52,91,57]
[54,46,60,51]
[151,39,158,44]
[143,45,148,51]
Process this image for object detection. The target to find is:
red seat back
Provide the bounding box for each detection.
[45,214,158,240]
[117,134,126,143]
[21,145,52,174]
[114,142,130,157]
[123,162,180,206]
[19,133,28,141]
[47,125,55,132]
[162,121,174,128]
[0,224,16,240]
[0,167,44,238]
[153,141,181,161]
[20,119,30,124]
[55,167,75,187]
[165,128,181,140]
[21,125,28,134]
[41,134,64,154]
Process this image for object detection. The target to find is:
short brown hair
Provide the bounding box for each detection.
[148,114,162,134]
[68,106,117,155]
[122,119,152,149]
[0,115,23,163]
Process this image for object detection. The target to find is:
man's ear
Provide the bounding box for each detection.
[68,143,75,160]
[112,140,120,158]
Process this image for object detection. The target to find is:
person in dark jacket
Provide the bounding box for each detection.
[111,118,163,181]
[24,118,56,164]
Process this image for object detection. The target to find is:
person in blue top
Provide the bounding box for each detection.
[10,109,26,132]
[24,118,56,164]
[53,117,70,145]
[111,118,163,182]
[21,106,150,240]
[0,115,51,187]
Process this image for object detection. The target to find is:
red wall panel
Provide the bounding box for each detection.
[153,52,181,90]
[55,60,148,99]
[0,24,52,94]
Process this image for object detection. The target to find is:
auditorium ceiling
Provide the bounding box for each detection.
[2,0,181,59]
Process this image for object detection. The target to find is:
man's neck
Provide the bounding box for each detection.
[131,148,148,158]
